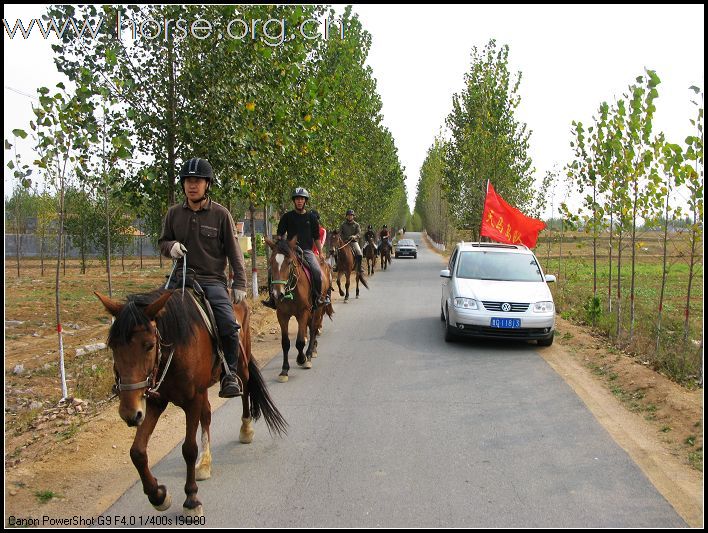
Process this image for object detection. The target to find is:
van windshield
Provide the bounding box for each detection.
[456,251,543,282]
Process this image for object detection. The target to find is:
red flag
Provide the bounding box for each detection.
[480,182,546,248]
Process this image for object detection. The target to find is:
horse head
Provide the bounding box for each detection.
[265,235,298,303]
[95,290,173,427]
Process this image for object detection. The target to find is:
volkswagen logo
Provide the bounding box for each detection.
[501,303,512,312]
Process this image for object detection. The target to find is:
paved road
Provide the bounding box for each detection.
[106,232,685,527]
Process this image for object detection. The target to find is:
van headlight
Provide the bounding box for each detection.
[454,298,478,310]
[533,301,554,313]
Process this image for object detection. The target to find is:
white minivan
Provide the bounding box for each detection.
[440,242,556,345]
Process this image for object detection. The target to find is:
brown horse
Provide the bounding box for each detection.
[95,288,286,517]
[363,236,377,276]
[265,236,333,382]
[329,230,369,302]
[379,239,392,270]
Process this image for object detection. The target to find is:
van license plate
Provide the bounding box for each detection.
[490,318,521,328]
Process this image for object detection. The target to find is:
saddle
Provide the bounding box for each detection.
[167,272,239,367]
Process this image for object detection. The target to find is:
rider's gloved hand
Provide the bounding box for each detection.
[231,287,247,304]
[170,242,187,258]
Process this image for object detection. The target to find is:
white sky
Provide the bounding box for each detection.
[4,4,705,217]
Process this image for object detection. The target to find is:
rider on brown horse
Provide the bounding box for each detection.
[337,209,365,274]
[158,157,246,399]
[262,187,329,310]
[378,224,391,254]
[363,224,378,257]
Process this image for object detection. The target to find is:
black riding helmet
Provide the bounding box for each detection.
[367,224,372,230]
[179,158,214,194]
[346,209,355,216]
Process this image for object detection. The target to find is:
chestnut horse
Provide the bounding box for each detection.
[363,236,377,276]
[265,236,333,382]
[95,288,286,517]
[329,230,369,302]
[379,239,392,270]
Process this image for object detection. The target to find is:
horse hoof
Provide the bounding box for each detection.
[304,360,312,369]
[153,490,172,512]
[195,466,211,481]
[311,351,318,358]
[183,504,204,518]
[277,374,289,383]
[297,360,307,368]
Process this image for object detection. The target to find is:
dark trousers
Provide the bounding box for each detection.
[301,249,323,297]
[167,279,239,338]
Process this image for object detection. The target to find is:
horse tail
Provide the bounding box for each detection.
[247,360,288,436]
[358,272,370,289]
[325,301,334,320]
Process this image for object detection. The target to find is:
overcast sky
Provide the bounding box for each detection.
[4,4,705,216]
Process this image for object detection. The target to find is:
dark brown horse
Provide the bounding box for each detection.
[379,239,392,270]
[363,236,377,276]
[265,236,333,382]
[95,288,286,517]
[329,230,369,302]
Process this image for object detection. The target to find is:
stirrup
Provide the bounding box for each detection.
[219,373,243,398]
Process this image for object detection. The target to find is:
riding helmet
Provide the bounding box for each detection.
[179,158,214,191]
[292,187,310,200]
[346,209,355,216]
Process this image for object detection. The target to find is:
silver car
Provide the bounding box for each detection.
[395,239,417,258]
[440,242,556,345]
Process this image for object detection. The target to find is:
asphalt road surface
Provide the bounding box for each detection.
[105,232,685,527]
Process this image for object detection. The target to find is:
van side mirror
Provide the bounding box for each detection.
[545,274,556,283]
[440,269,451,278]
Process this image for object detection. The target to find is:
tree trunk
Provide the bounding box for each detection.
[616,228,623,341]
[263,204,270,267]
[166,34,177,207]
[628,179,639,341]
[55,163,68,400]
[40,234,45,277]
[608,212,613,313]
[683,212,698,348]
[655,186,671,353]
[15,233,21,278]
[249,203,258,299]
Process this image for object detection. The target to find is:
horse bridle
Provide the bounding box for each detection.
[112,326,175,400]
[271,253,300,300]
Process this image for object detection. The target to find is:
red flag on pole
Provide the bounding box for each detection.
[480,181,546,248]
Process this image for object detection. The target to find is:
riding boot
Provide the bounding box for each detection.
[219,332,243,398]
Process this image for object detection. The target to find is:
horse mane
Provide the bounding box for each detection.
[107,288,202,349]
[274,238,294,256]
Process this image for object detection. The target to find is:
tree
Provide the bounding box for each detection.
[444,39,534,238]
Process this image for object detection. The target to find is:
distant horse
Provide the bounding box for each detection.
[363,236,377,276]
[95,288,286,517]
[329,230,369,302]
[265,236,333,382]
[379,239,392,270]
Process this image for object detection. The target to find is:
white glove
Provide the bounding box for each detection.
[170,242,187,259]
[232,288,247,304]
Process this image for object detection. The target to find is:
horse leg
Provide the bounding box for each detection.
[239,391,255,444]
[344,271,350,302]
[195,392,212,481]
[129,399,172,511]
[305,312,318,364]
[296,314,311,369]
[277,311,290,382]
[356,271,360,298]
[181,397,204,517]
[336,269,344,297]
